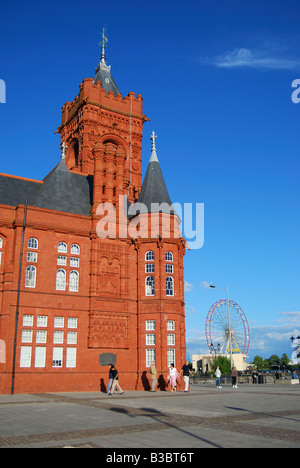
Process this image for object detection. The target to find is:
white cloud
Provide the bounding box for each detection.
[213,47,300,70]
[184,282,194,293]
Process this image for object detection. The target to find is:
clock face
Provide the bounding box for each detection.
[105,78,110,84]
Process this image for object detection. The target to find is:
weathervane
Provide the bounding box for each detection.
[60,141,68,160]
[100,27,108,64]
[150,131,157,152]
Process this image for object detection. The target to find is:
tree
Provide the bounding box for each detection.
[281,354,290,369]
[211,356,231,375]
[268,355,281,369]
[253,356,264,369]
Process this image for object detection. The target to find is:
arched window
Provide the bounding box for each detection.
[146,276,155,296]
[58,242,67,253]
[69,271,79,292]
[28,238,38,250]
[25,265,37,288]
[166,276,174,296]
[56,269,66,291]
[166,251,173,262]
[145,251,155,262]
[70,244,80,255]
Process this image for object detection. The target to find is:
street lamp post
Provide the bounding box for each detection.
[210,283,233,369]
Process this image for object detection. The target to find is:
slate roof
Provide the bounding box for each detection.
[94,62,121,96]
[0,159,93,216]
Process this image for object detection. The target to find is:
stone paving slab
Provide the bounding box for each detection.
[0,384,299,448]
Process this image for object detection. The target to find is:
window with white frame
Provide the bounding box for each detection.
[167,348,176,367]
[57,256,67,266]
[146,276,155,296]
[23,315,34,327]
[166,251,173,262]
[53,331,64,344]
[37,316,48,327]
[70,257,79,268]
[146,334,156,346]
[67,331,77,345]
[166,276,174,296]
[167,334,175,346]
[25,265,36,288]
[146,320,156,331]
[145,251,154,261]
[70,244,80,255]
[68,317,78,329]
[167,320,175,331]
[66,348,77,368]
[34,347,46,368]
[146,348,156,368]
[56,269,66,291]
[69,270,79,292]
[36,330,47,344]
[21,329,33,343]
[58,242,67,253]
[54,317,64,328]
[28,238,38,250]
[20,346,32,368]
[145,263,154,273]
[52,347,63,367]
[166,264,173,274]
[27,251,37,263]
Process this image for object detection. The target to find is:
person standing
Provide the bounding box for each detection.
[181,360,193,392]
[215,365,222,389]
[168,363,180,393]
[231,366,238,389]
[150,362,157,392]
[107,364,114,395]
[110,365,124,395]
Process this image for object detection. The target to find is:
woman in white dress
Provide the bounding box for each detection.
[168,363,179,393]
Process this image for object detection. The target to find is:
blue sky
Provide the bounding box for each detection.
[1,0,299,362]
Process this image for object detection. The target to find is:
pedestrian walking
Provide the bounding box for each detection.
[150,362,157,392]
[107,364,114,394]
[180,360,193,392]
[109,365,124,395]
[215,365,222,389]
[231,366,238,389]
[168,363,180,393]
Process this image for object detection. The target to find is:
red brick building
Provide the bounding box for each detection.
[0,40,187,394]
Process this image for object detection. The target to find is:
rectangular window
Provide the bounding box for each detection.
[146,349,156,368]
[146,320,156,331]
[167,334,175,346]
[37,316,48,327]
[21,329,33,343]
[35,347,46,368]
[66,348,77,368]
[145,264,155,273]
[27,252,37,263]
[23,315,34,327]
[166,264,173,274]
[20,346,32,368]
[167,349,176,367]
[67,332,77,345]
[146,334,156,346]
[36,330,47,344]
[52,347,63,368]
[70,257,79,268]
[167,320,175,331]
[57,256,67,266]
[53,331,64,344]
[68,317,78,329]
[54,317,64,328]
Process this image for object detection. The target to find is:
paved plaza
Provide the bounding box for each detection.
[0,384,300,448]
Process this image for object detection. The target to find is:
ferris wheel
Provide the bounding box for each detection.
[205,299,250,356]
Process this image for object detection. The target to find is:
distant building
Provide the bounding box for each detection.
[192,354,248,373]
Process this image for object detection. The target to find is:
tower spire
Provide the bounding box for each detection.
[100,27,108,64]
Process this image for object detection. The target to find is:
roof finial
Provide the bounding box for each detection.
[149,131,159,162]
[100,27,108,64]
[60,141,68,160]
